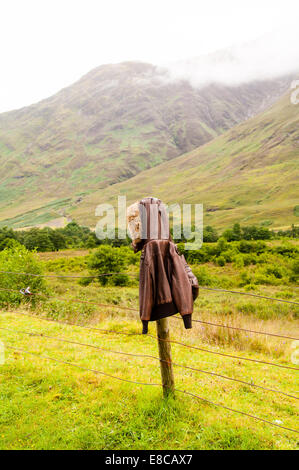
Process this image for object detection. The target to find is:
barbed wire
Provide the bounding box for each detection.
[0,325,162,360]
[1,265,298,437]
[0,270,298,305]
[2,308,298,371]
[172,388,299,435]
[146,334,299,371]
[0,270,138,279]
[171,316,299,341]
[1,309,142,336]
[1,323,297,400]
[0,286,298,341]
[4,344,299,435]
[5,344,161,387]
[0,286,138,312]
[197,286,299,305]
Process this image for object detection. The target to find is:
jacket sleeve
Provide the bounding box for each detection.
[170,245,194,315]
[139,260,154,322]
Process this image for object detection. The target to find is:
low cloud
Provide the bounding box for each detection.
[159,29,299,87]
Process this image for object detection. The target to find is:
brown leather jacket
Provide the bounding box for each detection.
[136,197,198,334]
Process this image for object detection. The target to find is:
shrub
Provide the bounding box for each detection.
[0,238,18,251]
[221,248,238,263]
[264,264,285,279]
[216,237,228,255]
[44,256,88,273]
[272,242,299,258]
[203,226,218,242]
[234,254,245,268]
[242,254,253,266]
[252,267,286,286]
[290,259,299,282]
[78,276,93,286]
[216,255,226,266]
[239,270,252,286]
[0,242,48,307]
[110,273,130,286]
[85,234,98,248]
[191,266,213,286]
[222,223,242,241]
[88,245,127,285]
[241,225,272,240]
[255,252,269,264]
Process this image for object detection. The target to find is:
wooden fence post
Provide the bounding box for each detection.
[156,317,175,397]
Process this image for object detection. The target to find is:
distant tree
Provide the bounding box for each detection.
[47,229,67,251]
[23,229,54,252]
[85,233,98,248]
[241,225,271,240]
[0,227,17,250]
[222,223,241,241]
[59,222,91,247]
[232,223,242,240]
[275,225,299,238]
[203,225,218,242]
[222,229,235,242]
[291,224,298,238]
[88,245,127,285]
[255,226,271,240]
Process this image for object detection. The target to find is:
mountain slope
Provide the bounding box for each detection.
[70,89,299,230]
[0,61,292,227]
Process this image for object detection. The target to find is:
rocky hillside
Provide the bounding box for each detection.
[0,61,292,227]
[70,89,299,230]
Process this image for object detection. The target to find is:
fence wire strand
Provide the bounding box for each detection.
[1,309,142,336]
[171,316,299,341]
[0,286,298,341]
[197,286,299,305]
[0,270,298,305]
[0,270,138,279]
[146,334,299,371]
[1,323,297,400]
[4,345,299,435]
[2,308,298,371]
[1,266,299,437]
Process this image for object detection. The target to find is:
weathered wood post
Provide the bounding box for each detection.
[156,317,175,397]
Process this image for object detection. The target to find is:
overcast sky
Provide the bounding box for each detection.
[0,0,299,112]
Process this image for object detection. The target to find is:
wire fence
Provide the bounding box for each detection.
[0,284,298,341]
[3,344,299,435]
[173,317,299,341]
[0,323,297,400]
[5,307,299,366]
[0,270,298,305]
[0,269,299,436]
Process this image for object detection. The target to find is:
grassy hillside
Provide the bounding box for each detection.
[70,89,299,229]
[0,61,292,228]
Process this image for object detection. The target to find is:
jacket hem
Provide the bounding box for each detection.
[182,314,192,329]
[142,320,149,334]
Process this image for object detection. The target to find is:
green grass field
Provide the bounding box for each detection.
[0,310,298,450]
[0,245,298,450]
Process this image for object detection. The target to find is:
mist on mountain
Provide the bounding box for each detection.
[161,29,299,87]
